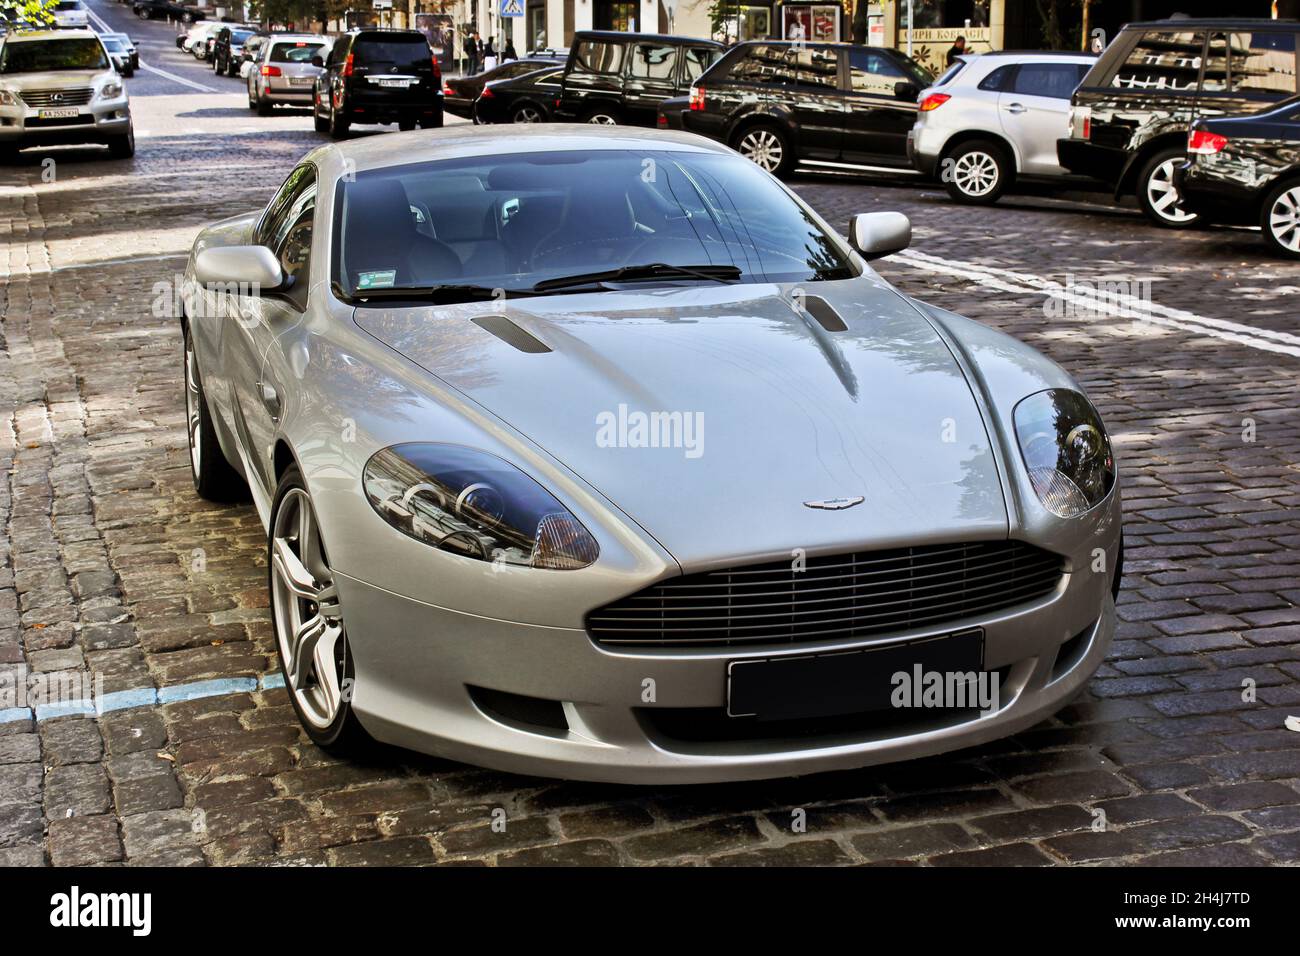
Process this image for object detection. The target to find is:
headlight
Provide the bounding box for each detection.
[0,89,19,106]
[363,444,599,570]
[1013,389,1115,518]
[100,81,123,100]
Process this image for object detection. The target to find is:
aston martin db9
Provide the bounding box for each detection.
[181,126,1121,783]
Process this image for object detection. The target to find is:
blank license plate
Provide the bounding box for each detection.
[727,629,985,721]
[39,108,80,119]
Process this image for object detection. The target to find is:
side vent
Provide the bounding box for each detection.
[471,314,552,353]
[801,295,848,332]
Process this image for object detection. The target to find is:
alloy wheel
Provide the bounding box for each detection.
[586,113,617,125]
[738,129,783,172]
[1146,158,1197,224]
[952,150,999,197]
[514,105,543,123]
[271,488,348,730]
[1267,185,1300,254]
[184,332,201,475]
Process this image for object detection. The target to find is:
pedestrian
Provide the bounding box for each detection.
[463,30,481,74]
[503,38,517,62]
[483,37,497,72]
[946,35,966,67]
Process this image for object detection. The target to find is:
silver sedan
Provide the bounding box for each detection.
[180,126,1121,784]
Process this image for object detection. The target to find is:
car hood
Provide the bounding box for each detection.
[1,70,112,89]
[354,277,1009,569]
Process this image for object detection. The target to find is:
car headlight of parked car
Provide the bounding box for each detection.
[363,443,600,570]
[100,81,124,100]
[0,89,19,106]
[1013,389,1115,518]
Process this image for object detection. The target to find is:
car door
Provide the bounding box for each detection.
[784,44,844,161]
[840,47,918,166]
[623,41,678,123]
[999,61,1091,175]
[222,164,317,496]
[321,34,350,113]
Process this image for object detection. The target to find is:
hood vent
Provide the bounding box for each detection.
[801,295,848,332]
[471,314,551,354]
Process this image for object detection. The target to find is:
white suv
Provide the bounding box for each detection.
[908,51,1096,204]
[0,30,134,160]
[52,1,90,29]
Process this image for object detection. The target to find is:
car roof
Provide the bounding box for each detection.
[1124,17,1298,28]
[311,124,732,178]
[3,29,99,42]
[573,30,723,46]
[968,49,1097,58]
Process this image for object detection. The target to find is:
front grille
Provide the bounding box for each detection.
[587,540,1064,649]
[19,88,94,108]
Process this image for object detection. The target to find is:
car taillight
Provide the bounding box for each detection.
[342,53,353,77]
[1188,129,1228,154]
[442,83,454,96]
[431,55,441,85]
[480,86,493,99]
[688,85,705,110]
[918,93,950,112]
[657,114,667,127]
[261,65,281,77]
[1071,105,1091,140]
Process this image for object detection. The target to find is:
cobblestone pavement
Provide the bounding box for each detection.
[2,13,1300,864]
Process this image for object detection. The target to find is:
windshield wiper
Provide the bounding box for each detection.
[344,283,538,305]
[532,263,742,294]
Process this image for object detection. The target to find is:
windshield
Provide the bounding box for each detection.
[231,30,254,44]
[0,38,109,73]
[334,149,856,301]
[271,41,325,63]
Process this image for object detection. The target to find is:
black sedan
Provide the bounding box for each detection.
[1178,97,1300,259]
[443,57,561,121]
[473,65,564,125]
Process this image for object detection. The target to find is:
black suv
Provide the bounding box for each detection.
[555,31,723,126]
[312,29,443,139]
[679,41,929,177]
[1058,18,1300,227]
[132,0,201,22]
[211,25,257,77]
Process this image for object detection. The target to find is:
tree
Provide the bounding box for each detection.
[0,0,57,29]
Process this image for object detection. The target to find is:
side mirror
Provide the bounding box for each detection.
[194,245,284,293]
[849,212,911,260]
[894,80,919,102]
[311,55,323,67]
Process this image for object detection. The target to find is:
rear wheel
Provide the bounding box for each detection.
[943,139,1010,204]
[313,96,329,132]
[513,102,544,123]
[398,118,415,131]
[1260,179,1300,259]
[580,105,619,125]
[733,123,792,177]
[256,94,272,117]
[1137,147,1199,228]
[328,96,349,139]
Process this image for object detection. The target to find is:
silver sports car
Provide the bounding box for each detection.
[182,126,1121,784]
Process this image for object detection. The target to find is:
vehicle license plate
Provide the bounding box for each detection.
[379,79,411,88]
[39,108,80,119]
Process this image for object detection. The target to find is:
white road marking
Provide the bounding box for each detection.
[87,6,220,93]
[894,248,1300,359]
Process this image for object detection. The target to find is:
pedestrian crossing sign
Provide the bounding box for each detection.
[501,0,523,15]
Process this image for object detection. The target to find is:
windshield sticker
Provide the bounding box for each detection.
[357,270,396,290]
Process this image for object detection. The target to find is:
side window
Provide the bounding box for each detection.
[630,43,676,80]
[1112,30,1204,92]
[1011,63,1088,99]
[270,182,316,309]
[574,40,623,74]
[682,46,717,82]
[1229,32,1297,95]
[730,44,796,86]
[847,48,909,95]
[258,165,314,253]
[978,64,1015,92]
[328,38,349,67]
[787,45,838,91]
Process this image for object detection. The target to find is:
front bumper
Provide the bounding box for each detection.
[0,99,131,148]
[340,498,1120,784]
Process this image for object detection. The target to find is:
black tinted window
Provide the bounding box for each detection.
[682,46,716,81]
[788,45,838,91]
[354,36,431,71]
[0,38,108,73]
[1113,30,1204,92]
[1229,32,1296,94]
[730,44,797,85]
[847,47,910,95]
[271,41,326,64]
[978,64,1014,91]
[1011,62,1088,98]
[574,40,623,74]
[629,43,676,80]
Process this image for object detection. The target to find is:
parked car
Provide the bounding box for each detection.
[555,31,723,126]
[237,32,268,78]
[52,1,89,29]
[180,22,217,54]
[180,125,1120,782]
[192,21,228,61]
[101,31,139,70]
[134,0,202,23]
[1059,18,1300,227]
[1176,96,1300,258]
[100,33,134,76]
[473,64,564,124]
[0,30,134,160]
[248,34,328,115]
[443,56,561,120]
[311,28,442,138]
[212,25,257,76]
[908,51,1096,204]
[680,40,929,177]
[656,93,688,130]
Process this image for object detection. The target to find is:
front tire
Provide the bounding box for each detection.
[1137,148,1199,228]
[107,127,135,159]
[327,96,349,139]
[943,139,1010,204]
[269,467,371,753]
[733,123,792,177]
[1260,179,1300,259]
[183,324,245,501]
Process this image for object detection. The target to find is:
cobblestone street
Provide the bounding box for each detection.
[2,2,1300,869]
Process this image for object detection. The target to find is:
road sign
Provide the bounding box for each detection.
[500,0,523,16]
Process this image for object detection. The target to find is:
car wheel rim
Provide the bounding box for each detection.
[271,488,347,730]
[1147,158,1197,223]
[515,106,542,123]
[1268,186,1300,252]
[587,113,616,125]
[739,130,782,172]
[953,150,998,196]
[184,334,201,475]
